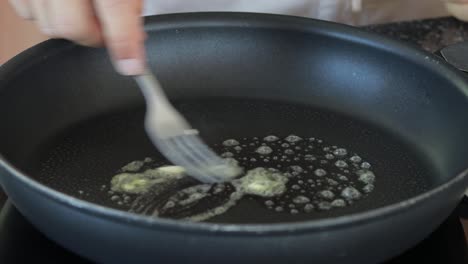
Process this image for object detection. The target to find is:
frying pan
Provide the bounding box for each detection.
[0,12,467,264]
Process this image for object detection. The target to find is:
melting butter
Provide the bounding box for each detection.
[111,165,186,194]
[111,160,289,222]
[233,168,288,197]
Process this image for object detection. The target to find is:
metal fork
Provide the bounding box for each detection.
[134,69,241,183]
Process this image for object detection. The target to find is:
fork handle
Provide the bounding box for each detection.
[134,69,192,135]
[134,69,172,110]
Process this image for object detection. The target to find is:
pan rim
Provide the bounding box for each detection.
[0,12,467,235]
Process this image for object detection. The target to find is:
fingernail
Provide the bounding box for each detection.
[116,59,145,76]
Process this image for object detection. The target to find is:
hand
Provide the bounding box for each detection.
[444,0,468,21]
[8,0,146,76]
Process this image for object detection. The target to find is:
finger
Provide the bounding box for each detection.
[30,0,53,35]
[445,1,468,21]
[8,0,34,19]
[48,0,103,46]
[94,0,146,75]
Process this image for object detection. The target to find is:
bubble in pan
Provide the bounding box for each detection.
[106,134,376,222]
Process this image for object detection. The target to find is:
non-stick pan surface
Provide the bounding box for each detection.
[0,13,467,264]
[25,100,435,224]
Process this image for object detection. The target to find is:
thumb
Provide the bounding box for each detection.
[445,0,468,21]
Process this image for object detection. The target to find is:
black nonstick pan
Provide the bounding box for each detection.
[0,13,467,264]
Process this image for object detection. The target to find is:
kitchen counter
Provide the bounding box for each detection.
[364,16,468,52]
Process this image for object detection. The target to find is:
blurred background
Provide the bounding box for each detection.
[0,0,47,64]
[0,0,450,64]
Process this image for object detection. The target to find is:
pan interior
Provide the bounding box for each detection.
[23,98,437,224]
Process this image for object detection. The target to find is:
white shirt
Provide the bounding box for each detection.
[143,0,448,26]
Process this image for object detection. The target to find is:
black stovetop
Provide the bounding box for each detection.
[1,16,468,264]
